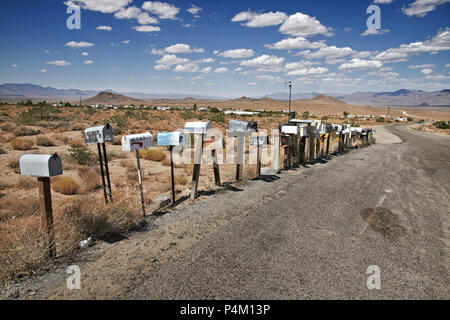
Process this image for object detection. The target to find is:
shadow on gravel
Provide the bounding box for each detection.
[360,208,407,240]
[258,175,281,183]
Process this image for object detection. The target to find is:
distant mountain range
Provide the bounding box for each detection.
[264,89,450,106]
[0,83,449,106]
[0,83,223,101]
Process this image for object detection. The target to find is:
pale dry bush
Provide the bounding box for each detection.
[0,193,143,284]
[77,166,101,193]
[0,216,48,284]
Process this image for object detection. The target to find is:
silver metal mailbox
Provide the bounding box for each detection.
[184,122,211,134]
[228,120,258,134]
[289,119,314,125]
[332,124,343,133]
[320,124,332,134]
[298,125,309,137]
[122,132,154,152]
[19,153,63,177]
[157,132,185,146]
[280,124,299,135]
[84,124,114,144]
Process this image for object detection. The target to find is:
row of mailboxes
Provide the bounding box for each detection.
[320,124,333,135]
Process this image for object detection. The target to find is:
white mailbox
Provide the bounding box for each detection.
[332,124,343,133]
[289,119,314,125]
[157,132,185,146]
[280,124,299,135]
[184,122,211,134]
[84,124,114,144]
[320,123,333,134]
[298,125,309,137]
[228,120,258,134]
[122,132,154,152]
[19,154,63,177]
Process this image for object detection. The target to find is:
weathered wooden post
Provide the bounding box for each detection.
[157,131,185,203]
[19,153,63,259]
[227,120,257,181]
[184,122,211,200]
[84,124,114,204]
[122,132,154,216]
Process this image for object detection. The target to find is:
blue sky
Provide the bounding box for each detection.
[1,0,449,98]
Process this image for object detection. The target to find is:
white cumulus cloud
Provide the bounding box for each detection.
[279,12,329,37]
[402,0,450,17]
[232,11,288,28]
[240,55,285,68]
[46,60,71,66]
[96,25,112,31]
[338,58,383,71]
[216,49,255,59]
[66,41,95,48]
[215,67,228,74]
[142,1,179,20]
[132,25,161,32]
[265,37,326,50]
[64,0,131,13]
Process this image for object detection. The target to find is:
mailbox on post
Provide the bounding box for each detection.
[19,154,63,177]
[228,120,257,134]
[122,132,154,152]
[184,122,211,200]
[227,120,258,181]
[122,133,153,216]
[84,124,114,144]
[184,121,211,134]
[19,153,63,259]
[157,132,185,147]
[85,124,114,204]
[157,132,185,204]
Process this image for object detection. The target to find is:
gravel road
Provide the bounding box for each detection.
[2,124,449,299]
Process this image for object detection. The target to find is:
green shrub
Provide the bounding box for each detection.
[69,145,95,165]
[433,121,450,130]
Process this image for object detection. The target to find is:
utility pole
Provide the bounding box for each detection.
[285,79,293,119]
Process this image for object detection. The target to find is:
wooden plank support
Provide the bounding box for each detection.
[38,177,56,259]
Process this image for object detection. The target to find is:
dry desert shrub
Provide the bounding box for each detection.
[69,139,84,148]
[141,149,166,162]
[0,196,40,222]
[8,158,20,173]
[10,138,34,150]
[167,175,188,185]
[120,159,134,168]
[18,176,37,189]
[77,166,101,192]
[183,164,194,176]
[107,150,128,160]
[13,127,40,137]
[52,177,80,195]
[0,216,47,284]
[36,136,56,147]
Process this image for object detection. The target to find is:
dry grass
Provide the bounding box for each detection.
[52,177,80,195]
[10,138,34,150]
[36,136,56,147]
[0,193,143,284]
[167,175,188,185]
[141,149,166,162]
[8,158,20,173]
[69,139,84,148]
[18,176,37,189]
[77,166,101,193]
[13,127,40,137]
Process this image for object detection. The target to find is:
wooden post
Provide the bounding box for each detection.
[212,149,221,186]
[102,142,113,203]
[169,146,176,203]
[97,143,108,204]
[272,134,280,173]
[38,177,56,259]
[136,150,146,216]
[235,134,244,181]
[256,140,261,178]
[326,134,331,155]
[190,134,203,200]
